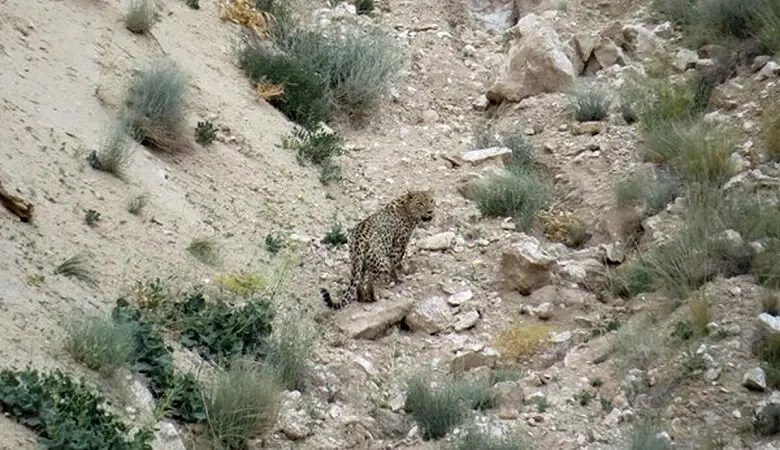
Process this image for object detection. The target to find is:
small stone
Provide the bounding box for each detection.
[535,302,554,320]
[447,289,473,306]
[472,95,490,111]
[419,232,457,251]
[405,296,453,334]
[549,330,571,343]
[673,48,699,71]
[461,146,513,164]
[453,310,480,331]
[450,344,499,373]
[752,55,771,72]
[742,367,767,391]
[462,44,477,57]
[421,109,439,123]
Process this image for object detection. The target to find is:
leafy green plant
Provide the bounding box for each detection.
[264,233,285,254]
[471,170,552,230]
[125,0,156,34]
[575,389,594,406]
[195,120,217,145]
[323,222,348,247]
[65,316,137,377]
[204,359,282,449]
[122,58,189,153]
[0,368,155,449]
[186,0,200,9]
[187,237,221,266]
[54,253,97,286]
[112,299,206,423]
[355,0,375,15]
[570,87,611,122]
[175,291,276,366]
[85,209,101,227]
[87,125,134,178]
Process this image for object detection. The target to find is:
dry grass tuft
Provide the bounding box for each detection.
[495,325,552,361]
[220,0,273,37]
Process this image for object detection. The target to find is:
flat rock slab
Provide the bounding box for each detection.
[337,298,416,339]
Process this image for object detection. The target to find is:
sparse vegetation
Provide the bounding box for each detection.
[87,125,134,177]
[753,403,780,436]
[195,120,218,146]
[569,86,611,122]
[65,316,136,377]
[53,253,97,286]
[0,368,154,449]
[765,106,780,161]
[128,194,148,215]
[187,237,221,266]
[614,315,662,370]
[122,58,190,153]
[472,127,536,173]
[471,170,552,230]
[490,367,524,385]
[614,171,680,215]
[761,290,780,316]
[260,313,313,392]
[125,0,156,34]
[204,359,282,449]
[186,0,200,9]
[454,427,531,450]
[323,222,348,247]
[495,325,552,361]
[575,389,594,406]
[688,291,712,336]
[625,419,672,450]
[216,272,267,297]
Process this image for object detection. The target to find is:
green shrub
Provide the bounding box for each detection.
[613,315,661,370]
[239,46,329,128]
[622,77,700,132]
[128,194,148,215]
[696,0,763,40]
[404,376,467,440]
[570,87,611,122]
[472,171,552,230]
[455,427,531,450]
[262,313,314,392]
[614,171,680,214]
[753,403,780,436]
[204,359,281,449]
[754,240,780,288]
[356,0,375,15]
[0,368,154,449]
[610,259,654,298]
[472,128,536,173]
[264,232,285,254]
[651,0,698,26]
[323,222,348,247]
[125,0,156,34]
[240,23,402,125]
[65,316,137,377]
[123,59,189,152]
[87,125,134,178]
[764,106,780,161]
[642,119,734,186]
[195,120,218,146]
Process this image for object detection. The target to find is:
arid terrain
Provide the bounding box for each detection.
[1,0,779,449]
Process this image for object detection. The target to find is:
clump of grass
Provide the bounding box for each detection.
[283,127,345,184]
[240,23,402,126]
[614,171,680,215]
[128,194,148,215]
[262,313,314,392]
[87,126,134,177]
[455,427,531,450]
[125,0,156,34]
[471,171,552,230]
[204,359,282,450]
[613,315,662,370]
[642,119,735,186]
[65,316,137,377]
[195,120,218,146]
[621,77,700,132]
[494,325,552,361]
[489,367,524,385]
[322,222,348,247]
[761,290,780,316]
[651,0,698,26]
[689,291,712,336]
[187,238,221,267]
[403,375,475,440]
[753,403,780,436]
[625,419,672,450]
[764,106,780,161]
[122,58,190,153]
[53,253,97,286]
[215,273,267,298]
[569,86,611,122]
[609,259,654,298]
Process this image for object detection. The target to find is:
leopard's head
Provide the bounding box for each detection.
[404,190,435,223]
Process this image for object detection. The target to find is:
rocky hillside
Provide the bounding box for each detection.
[1,0,779,449]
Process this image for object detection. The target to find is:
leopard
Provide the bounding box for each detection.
[320,189,435,310]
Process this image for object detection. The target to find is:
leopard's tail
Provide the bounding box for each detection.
[320,280,357,310]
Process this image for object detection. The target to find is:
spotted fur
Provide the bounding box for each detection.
[320,190,435,310]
